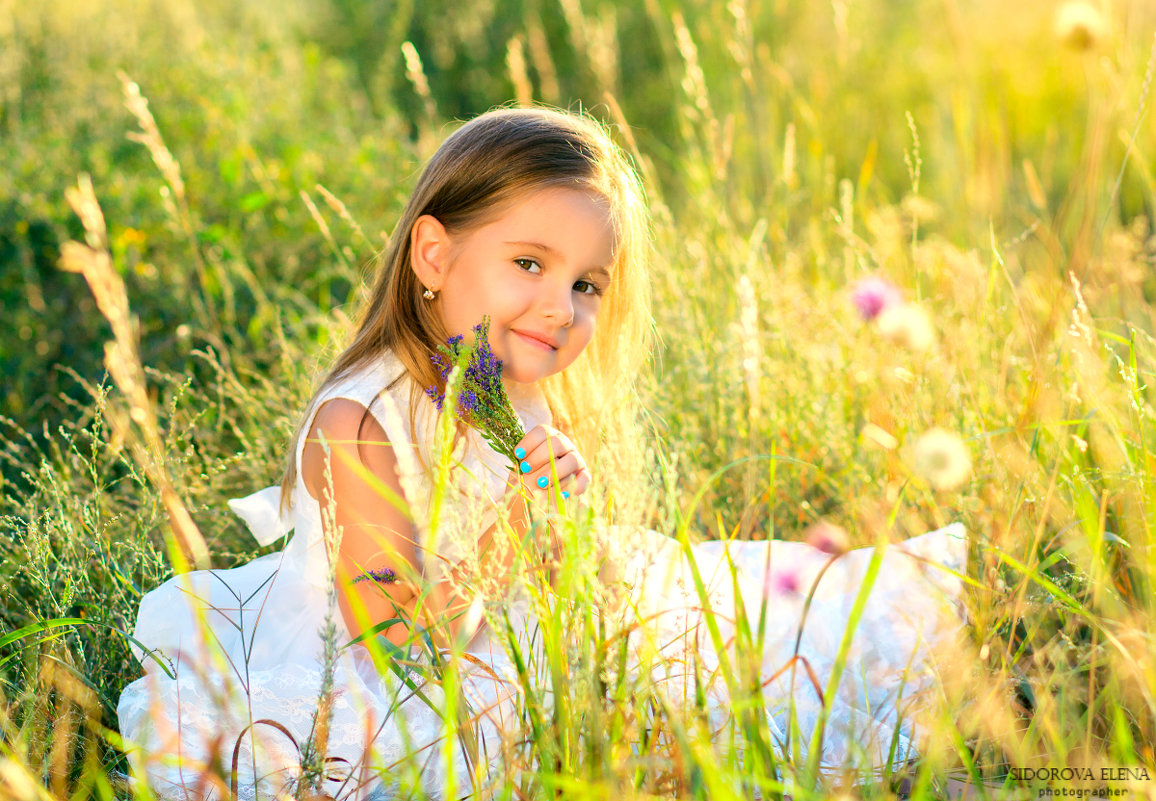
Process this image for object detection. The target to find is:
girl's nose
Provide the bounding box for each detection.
[541,281,574,327]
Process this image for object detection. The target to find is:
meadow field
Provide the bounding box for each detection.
[2,0,1156,798]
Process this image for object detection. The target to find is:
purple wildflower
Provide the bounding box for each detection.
[352,567,397,585]
[460,389,479,415]
[425,316,526,469]
[766,567,802,596]
[804,522,851,556]
[851,277,903,321]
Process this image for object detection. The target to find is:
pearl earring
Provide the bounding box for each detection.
[423,288,436,300]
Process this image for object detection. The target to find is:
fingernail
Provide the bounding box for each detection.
[536,476,549,489]
[562,490,570,499]
[515,447,526,460]
[520,461,531,474]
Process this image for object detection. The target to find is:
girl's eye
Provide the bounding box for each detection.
[515,257,603,296]
[574,280,604,297]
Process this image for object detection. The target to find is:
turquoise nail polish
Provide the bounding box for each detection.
[515,447,526,460]
[562,490,570,499]
[520,461,531,473]
[537,476,549,489]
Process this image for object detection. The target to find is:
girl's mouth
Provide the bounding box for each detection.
[513,331,557,351]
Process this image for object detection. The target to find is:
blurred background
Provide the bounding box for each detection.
[3,0,1156,789]
[5,0,1154,442]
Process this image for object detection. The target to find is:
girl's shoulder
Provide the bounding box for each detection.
[316,350,411,410]
[302,350,431,455]
[297,350,431,478]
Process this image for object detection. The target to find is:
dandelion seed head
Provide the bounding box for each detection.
[1055,2,1106,50]
[876,302,935,352]
[913,427,972,491]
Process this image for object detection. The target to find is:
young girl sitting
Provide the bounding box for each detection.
[117,107,969,800]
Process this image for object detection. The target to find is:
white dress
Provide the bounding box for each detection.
[117,351,969,800]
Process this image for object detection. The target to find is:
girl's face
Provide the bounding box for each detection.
[412,187,615,385]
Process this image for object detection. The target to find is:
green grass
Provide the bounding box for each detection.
[3,0,1156,797]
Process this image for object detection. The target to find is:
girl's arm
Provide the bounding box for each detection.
[302,398,530,651]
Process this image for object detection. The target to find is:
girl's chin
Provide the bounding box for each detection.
[500,358,570,385]
[502,366,550,384]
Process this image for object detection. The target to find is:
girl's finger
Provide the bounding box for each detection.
[538,465,592,502]
[554,469,589,505]
[512,428,542,462]
[520,433,573,470]
[563,466,590,497]
[524,452,582,491]
[514,426,561,469]
[515,441,573,478]
[514,423,561,451]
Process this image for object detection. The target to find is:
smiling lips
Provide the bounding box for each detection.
[513,329,559,351]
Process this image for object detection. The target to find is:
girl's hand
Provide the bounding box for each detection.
[509,424,590,502]
[505,424,586,586]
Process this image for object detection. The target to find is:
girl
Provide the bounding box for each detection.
[117,107,969,800]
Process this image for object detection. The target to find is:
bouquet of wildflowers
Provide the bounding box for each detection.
[425,317,526,473]
[353,319,526,588]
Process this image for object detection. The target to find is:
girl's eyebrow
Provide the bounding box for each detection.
[504,240,612,279]
[504,239,556,254]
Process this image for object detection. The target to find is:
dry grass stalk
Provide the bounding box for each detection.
[400,41,439,156]
[299,188,353,276]
[584,5,619,96]
[314,184,372,249]
[672,12,712,122]
[59,175,210,569]
[738,225,764,536]
[118,71,195,247]
[0,758,56,801]
[557,0,589,71]
[117,70,216,333]
[506,35,533,107]
[121,81,183,200]
[525,13,560,103]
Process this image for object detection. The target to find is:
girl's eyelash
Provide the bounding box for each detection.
[514,258,605,296]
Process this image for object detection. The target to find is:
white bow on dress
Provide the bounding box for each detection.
[227,485,294,546]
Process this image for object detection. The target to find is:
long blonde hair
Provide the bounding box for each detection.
[282,106,655,514]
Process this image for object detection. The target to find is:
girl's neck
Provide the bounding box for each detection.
[502,374,542,399]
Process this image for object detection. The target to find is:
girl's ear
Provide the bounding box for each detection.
[410,214,451,289]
